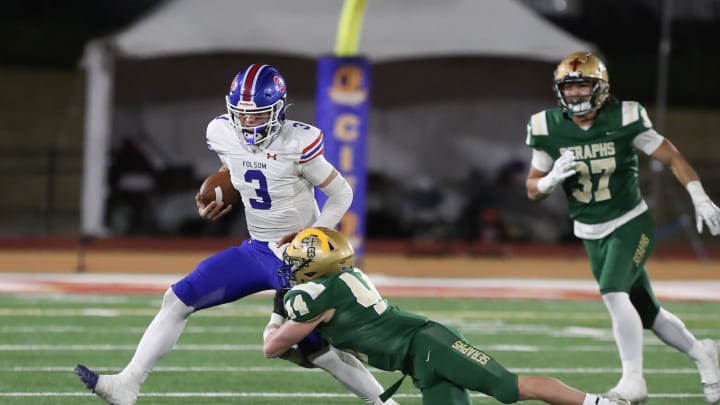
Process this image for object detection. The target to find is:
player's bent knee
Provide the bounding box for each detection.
[162,288,194,319]
[492,385,520,403]
[491,373,520,404]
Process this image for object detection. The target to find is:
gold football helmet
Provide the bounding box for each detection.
[280,227,355,285]
[553,51,610,115]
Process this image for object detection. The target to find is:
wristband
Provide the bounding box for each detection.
[686,181,709,204]
[263,324,279,341]
[269,312,285,326]
[537,175,557,195]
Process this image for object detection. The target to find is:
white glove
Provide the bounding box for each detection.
[694,200,720,235]
[537,150,577,194]
[687,181,720,235]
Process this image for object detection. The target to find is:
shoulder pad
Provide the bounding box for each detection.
[526,111,548,146]
[284,282,327,322]
[206,114,234,152]
[292,282,326,299]
[621,101,641,126]
[299,131,325,164]
[620,101,653,129]
[529,111,549,136]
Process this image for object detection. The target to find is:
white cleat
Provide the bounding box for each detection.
[94,374,138,405]
[604,377,648,405]
[697,339,720,404]
[75,365,138,405]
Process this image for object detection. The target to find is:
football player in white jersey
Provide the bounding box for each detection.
[75,64,398,405]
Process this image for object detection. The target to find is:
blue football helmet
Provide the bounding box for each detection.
[226,64,287,146]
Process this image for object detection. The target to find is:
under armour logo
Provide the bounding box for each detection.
[266,153,277,160]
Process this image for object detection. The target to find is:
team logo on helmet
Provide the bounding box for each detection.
[274,76,286,93]
[229,77,238,93]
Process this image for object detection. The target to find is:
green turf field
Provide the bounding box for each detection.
[0,293,717,404]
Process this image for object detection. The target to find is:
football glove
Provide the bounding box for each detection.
[279,347,315,368]
[273,287,289,318]
[694,199,720,236]
[537,150,577,194]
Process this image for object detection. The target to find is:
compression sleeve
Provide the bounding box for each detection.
[313,173,353,228]
[632,129,665,155]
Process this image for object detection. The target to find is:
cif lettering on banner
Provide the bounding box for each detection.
[315,57,370,257]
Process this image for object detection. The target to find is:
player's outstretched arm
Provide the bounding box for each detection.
[650,139,720,235]
[263,311,332,358]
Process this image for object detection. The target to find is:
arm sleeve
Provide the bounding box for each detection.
[632,129,665,155]
[300,155,353,228]
[300,155,335,185]
[313,172,353,228]
[531,148,554,172]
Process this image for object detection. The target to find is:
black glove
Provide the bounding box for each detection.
[273,287,289,317]
[279,347,315,368]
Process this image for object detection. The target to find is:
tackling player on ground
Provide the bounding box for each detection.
[525,51,720,404]
[75,64,398,405]
[264,227,631,405]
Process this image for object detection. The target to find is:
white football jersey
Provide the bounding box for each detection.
[206,116,334,243]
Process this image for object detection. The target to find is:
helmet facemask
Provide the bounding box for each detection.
[226,98,285,146]
[553,52,610,116]
[553,78,607,115]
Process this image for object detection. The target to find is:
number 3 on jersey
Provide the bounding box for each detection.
[244,169,272,210]
[572,157,616,203]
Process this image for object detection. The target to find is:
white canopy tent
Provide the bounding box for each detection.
[82,0,595,236]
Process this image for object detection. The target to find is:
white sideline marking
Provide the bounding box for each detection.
[1,307,718,321]
[2,272,720,301]
[0,344,262,351]
[2,323,718,338]
[0,325,259,333]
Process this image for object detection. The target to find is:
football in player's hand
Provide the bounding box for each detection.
[197,171,241,206]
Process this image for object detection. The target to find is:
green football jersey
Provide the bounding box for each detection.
[526,101,653,224]
[283,268,429,372]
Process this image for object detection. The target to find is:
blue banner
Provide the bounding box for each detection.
[314,56,370,259]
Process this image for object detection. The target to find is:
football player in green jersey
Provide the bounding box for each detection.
[263,227,631,405]
[525,51,720,404]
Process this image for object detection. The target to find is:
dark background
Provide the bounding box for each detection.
[3,0,719,106]
[1,0,719,245]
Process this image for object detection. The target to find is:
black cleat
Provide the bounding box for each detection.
[75,364,99,392]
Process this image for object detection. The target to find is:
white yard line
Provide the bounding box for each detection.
[0,366,707,375]
[0,391,705,400]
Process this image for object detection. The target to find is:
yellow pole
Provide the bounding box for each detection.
[334,0,368,56]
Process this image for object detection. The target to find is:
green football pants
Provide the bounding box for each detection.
[583,210,661,327]
[408,321,519,404]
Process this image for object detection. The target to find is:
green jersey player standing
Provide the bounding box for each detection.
[525,51,720,404]
[263,227,631,405]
